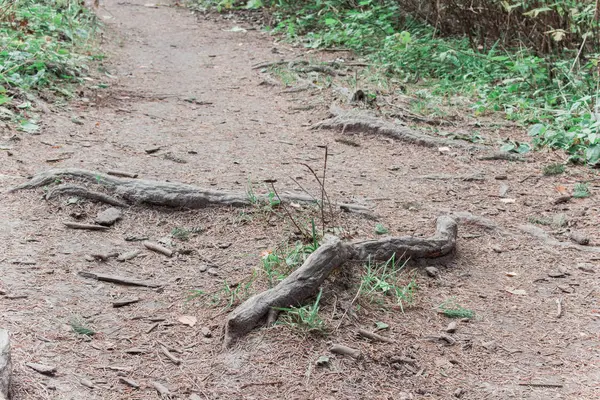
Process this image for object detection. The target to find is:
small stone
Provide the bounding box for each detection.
[26,362,56,376]
[190,395,202,400]
[95,207,122,226]
[454,388,465,398]
[482,340,496,351]
[145,146,161,154]
[499,184,509,198]
[207,267,219,276]
[201,327,212,338]
[557,285,573,293]
[425,267,439,278]
[198,264,208,272]
[577,263,595,273]
[570,231,590,246]
[548,271,566,278]
[80,378,94,388]
[550,360,564,367]
[491,244,503,253]
[445,321,457,333]
[84,255,95,262]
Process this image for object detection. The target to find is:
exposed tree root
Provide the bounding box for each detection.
[8,168,371,215]
[47,184,128,207]
[313,107,484,150]
[224,216,458,347]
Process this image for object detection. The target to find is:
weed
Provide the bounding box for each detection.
[437,298,475,319]
[70,318,95,337]
[188,276,255,310]
[374,223,389,235]
[275,288,326,334]
[573,182,591,198]
[171,227,190,241]
[543,163,565,176]
[261,228,320,287]
[0,0,99,121]
[360,255,417,312]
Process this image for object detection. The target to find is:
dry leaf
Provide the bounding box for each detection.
[506,288,527,295]
[555,185,568,194]
[178,315,197,327]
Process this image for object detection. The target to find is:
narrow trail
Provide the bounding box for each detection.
[1,1,599,399]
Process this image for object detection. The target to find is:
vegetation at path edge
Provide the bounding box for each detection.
[196,0,600,166]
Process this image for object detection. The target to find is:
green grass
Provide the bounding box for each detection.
[195,0,600,166]
[274,288,326,335]
[70,318,95,337]
[188,276,255,310]
[543,163,566,176]
[437,298,475,319]
[573,182,591,198]
[374,223,389,235]
[0,0,99,125]
[360,254,417,312]
[261,224,320,287]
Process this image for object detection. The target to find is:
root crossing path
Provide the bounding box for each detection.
[1,0,599,399]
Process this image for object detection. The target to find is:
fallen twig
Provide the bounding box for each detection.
[160,346,182,365]
[78,271,161,288]
[330,344,362,359]
[357,328,394,343]
[556,298,563,318]
[64,222,109,231]
[143,241,173,257]
[107,170,138,178]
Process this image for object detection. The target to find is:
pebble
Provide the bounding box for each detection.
[207,267,219,276]
[577,263,595,273]
[445,321,457,333]
[425,266,439,277]
[95,207,122,226]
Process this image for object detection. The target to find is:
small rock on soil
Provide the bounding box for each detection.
[95,207,123,226]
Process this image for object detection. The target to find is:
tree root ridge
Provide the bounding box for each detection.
[223,216,458,348]
[9,168,370,213]
[314,107,484,151]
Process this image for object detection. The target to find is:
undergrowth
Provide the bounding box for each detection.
[195,0,600,165]
[0,0,99,128]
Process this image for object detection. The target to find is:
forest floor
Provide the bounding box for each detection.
[1,0,599,399]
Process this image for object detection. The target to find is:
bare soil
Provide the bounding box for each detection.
[1,1,599,399]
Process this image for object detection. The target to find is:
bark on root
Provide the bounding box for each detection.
[8,168,370,214]
[314,107,484,151]
[223,216,457,348]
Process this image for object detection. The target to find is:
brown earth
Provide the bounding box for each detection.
[1,0,600,399]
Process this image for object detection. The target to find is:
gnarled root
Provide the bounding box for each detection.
[223,216,458,348]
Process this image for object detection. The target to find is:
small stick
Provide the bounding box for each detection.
[112,298,140,308]
[64,222,109,231]
[152,381,171,397]
[269,182,308,239]
[556,298,563,318]
[330,344,362,359]
[240,381,282,389]
[160,346,182,365]
[518,381,563,388]
[78,271,161,288]
[357,328,394,343]
[143,241,173,257]
[119,377,139,389]
[146,322,160,334]
[107,170,138,178]
[91,252,119,261]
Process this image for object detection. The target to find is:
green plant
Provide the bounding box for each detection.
[360,254,417,312]
[261,228,320,287]
[188,276,255,310]
[171,227,190,241]
[0,0,99,121]
[543,163,565,176]
[70,318,95,337]
[437,298,474,319]
[275,288,326,334]
[191,0,600,165]
[374,223,389,235]
[573,182,591,198]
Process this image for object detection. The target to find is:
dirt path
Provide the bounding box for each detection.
[1,1,599,399]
